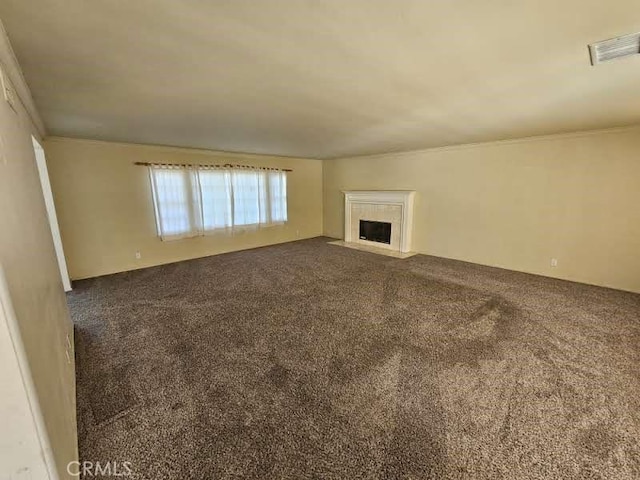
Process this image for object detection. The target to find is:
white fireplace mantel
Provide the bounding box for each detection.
[343,190,416,253]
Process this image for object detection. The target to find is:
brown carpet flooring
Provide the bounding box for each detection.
[69,237,640,479]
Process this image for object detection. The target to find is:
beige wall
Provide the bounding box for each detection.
[0,274,50,480]
[45,137,323,280]
[0,30,77,480]
[324,127,640,293]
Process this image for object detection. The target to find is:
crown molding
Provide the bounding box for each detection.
[0,19,46,137]
[330,123,640,161]
[44,135,321,162]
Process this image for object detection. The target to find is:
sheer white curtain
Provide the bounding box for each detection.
[149,165,288,240]
[149,166,202,240]
[231,170,267,226]
[267,170,287,223]
[199,169,232,230]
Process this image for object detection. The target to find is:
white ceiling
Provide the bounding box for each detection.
[1,0,639,159]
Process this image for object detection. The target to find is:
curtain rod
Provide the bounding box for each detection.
[133,162,292,172]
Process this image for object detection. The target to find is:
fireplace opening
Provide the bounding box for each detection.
[359,220,392,245]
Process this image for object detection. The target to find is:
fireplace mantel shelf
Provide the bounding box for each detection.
[342,190,416,204]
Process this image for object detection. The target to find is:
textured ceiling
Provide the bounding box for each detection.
[1,0,639,159]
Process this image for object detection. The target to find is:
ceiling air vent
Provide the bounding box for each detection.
[589,32,640,65]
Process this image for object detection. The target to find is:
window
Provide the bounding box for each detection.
[149,168,202,239]
[149,165,288,240]
[232,170,265,226]
[267,171,287,223]
[199,170,232,230]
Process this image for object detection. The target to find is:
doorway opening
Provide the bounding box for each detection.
[31,137,71,291]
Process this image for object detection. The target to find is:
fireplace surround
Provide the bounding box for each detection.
[343,191,416,253]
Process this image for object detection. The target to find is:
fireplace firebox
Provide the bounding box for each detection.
[359,220,392,245]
